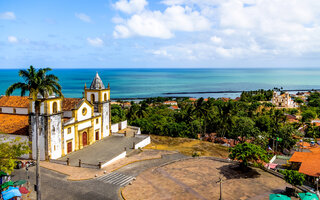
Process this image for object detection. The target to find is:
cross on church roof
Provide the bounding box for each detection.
[90,72,105,89]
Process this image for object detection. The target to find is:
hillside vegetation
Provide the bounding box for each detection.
[144,135,229,158]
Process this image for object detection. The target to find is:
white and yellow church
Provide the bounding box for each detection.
[0,73,112,160]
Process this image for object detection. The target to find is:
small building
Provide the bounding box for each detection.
[289,148,320,178]
[163,101,177,106]
[272,91,297,108]
[168,105,179,110]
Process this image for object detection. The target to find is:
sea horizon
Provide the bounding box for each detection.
[1,68,320,99]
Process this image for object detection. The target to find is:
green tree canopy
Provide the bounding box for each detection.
[229,142,269,169]
[301,110,316,123]
[283,170,305,188]
[0,138,30,174]
[111,104,126,123]
[231,116,259,143]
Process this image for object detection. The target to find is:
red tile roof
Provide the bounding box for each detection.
[289,151,320,177]
[0,96,29,108]
[62,98,82,111]
[164,101,177,104]
[0,114,29,135]
[169,105,179,110]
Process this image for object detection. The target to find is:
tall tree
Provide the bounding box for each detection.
[229,143,269,169]
[193,98,208,134]
[0,138,30,174]
[6,65,62,200]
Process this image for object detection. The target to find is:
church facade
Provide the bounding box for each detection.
[0,73,111,160]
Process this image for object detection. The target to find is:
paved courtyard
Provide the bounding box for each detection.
[58,135,148,166]
[122,158,292,200]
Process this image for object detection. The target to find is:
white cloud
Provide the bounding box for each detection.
[0,12,15,20]
[114,0,148,14]
[210,36,222,44]
[75,13,91,23]
[8,36,18,43]
[87,37,104,47]
[114,0,320,60]
[113,5,211,39]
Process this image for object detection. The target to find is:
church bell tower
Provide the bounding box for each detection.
[84,73,111,137]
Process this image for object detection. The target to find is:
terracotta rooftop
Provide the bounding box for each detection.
[0,114,29,136]
[0,96,29,108]
[169,105,179,110]
[62,98,82,111]
[289,151,320,177]
[164,101,177,104]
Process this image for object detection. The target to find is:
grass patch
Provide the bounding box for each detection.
[144,135,229,158]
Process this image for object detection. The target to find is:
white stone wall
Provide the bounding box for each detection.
[101,91,109,101]
[101,151,126,168]
[30,116,46,160]
[111,124,119,133]
[63,126,75,155]
[48,99,61,115]
[94,116,101,140]
[0,134,29,159]
[77,102,92,122]
[102,103,110,137]
[134,136,151,149]
[86,92,98,102]
[50,115,62,159]
[78,120,91,131]
[0,107,28,114]
[120,120,127,130]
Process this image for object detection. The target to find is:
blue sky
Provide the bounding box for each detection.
[1,0,320,68]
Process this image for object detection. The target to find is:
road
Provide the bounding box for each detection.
[12,153,187,200]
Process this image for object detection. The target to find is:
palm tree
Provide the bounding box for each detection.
[193,98,208,135]
[6,65,62,200]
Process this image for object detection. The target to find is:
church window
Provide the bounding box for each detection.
[54,145,56,151]
[52,102,58,114]
[13,108,16,114]
[96,119,99,124]
[91,94,95,103]
[52,126,55,134]
[82,107,87,116]
[68,127,71,134]
[104,93,107,101]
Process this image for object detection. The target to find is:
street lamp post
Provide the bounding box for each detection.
[216,177,223,200]
[316,177,319,197]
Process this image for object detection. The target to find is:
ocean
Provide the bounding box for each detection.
[1,68,320,99]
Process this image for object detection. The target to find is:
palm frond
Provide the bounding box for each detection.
[5,82,27,96]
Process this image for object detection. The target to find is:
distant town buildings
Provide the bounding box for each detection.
[163,101,178,106]
[272,91,297,108]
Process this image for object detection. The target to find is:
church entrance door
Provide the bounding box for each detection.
[83,132,88,146]
[95,131,99,141]
[67,142,72,153]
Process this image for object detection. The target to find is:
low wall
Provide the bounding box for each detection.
[101,151,127,168]
[111,120,128,133]
[134,136,150,149]
[0,134,30,159]
[128,126,141,135]
[120,120,127,130]
[111,124,119,133]
[269,155,277,163]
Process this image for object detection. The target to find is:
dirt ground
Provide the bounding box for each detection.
[145,135,229,158]
[122,158,291,200]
